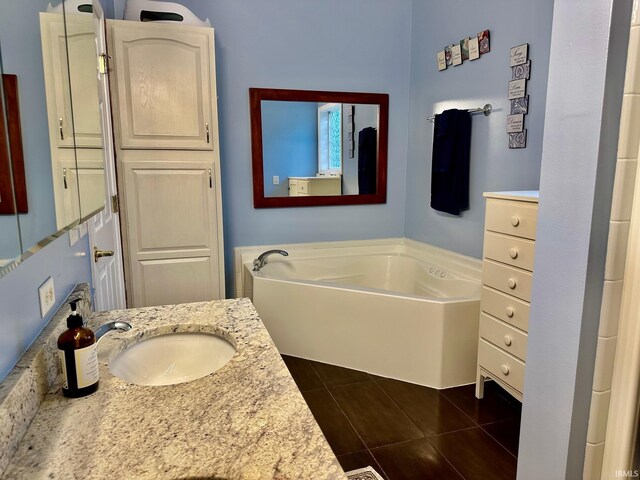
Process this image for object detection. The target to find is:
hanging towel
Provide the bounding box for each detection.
[358,127,377,194]
[430,109,472,215]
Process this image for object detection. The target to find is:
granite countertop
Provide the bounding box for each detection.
[2,299,345,480]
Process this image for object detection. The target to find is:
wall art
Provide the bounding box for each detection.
[512,61,531,80]
[478,30,490,54]
[506,114,524,133]
[468,36,480,60]
[451,44,463,66]
[508,79,526,100]
[510,96,529,115]
[460,38,469,61]
[509,130,527,149]
[510,44,528,67]
[444,45,453,66]
[437,50,447,71]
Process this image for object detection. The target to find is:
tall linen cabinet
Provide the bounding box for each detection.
[106,20,225,307]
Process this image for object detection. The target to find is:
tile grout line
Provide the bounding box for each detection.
[478,424,519,460]
[306,359,376,468]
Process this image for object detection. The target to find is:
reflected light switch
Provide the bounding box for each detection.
[273,176,279,185]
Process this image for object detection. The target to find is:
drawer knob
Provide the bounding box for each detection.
[509,248,519,259]
[506,306,515,318]
[511,216,520,227]
[507,278,517,289]
[504,335,513,346]
[501,364,510,375]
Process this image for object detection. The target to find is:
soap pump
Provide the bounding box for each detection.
[57,301,99,398]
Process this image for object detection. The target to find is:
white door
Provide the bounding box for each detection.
[89,0,126,311]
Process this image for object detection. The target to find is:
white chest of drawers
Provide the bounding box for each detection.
[476,191,539,402]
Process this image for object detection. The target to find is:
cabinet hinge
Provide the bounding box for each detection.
[111,194,120,213]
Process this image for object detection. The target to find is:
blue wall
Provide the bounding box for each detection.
[0,232,92,381]
[404,0,555,259]
[261,101,318,197]
[173,0,413,295]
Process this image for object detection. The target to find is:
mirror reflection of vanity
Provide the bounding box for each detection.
[250,88,388,208]
[0,0,107,276]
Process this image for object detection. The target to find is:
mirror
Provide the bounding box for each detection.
[250,88,388,208]
[0,0,107,276]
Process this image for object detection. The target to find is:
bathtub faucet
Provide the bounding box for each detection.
[253,249,289,271]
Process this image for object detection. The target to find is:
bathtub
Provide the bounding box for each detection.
[239,239,482,389]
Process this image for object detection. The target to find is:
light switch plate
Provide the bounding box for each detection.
[38,277,56,318]
[273,176,279,185]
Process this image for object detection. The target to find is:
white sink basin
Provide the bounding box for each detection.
[109,332,236,386]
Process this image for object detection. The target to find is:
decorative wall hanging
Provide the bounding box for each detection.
[478,30,490,54]
[507,44,530,149]
[435,29,490,71]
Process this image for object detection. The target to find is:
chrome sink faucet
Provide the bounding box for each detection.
[253,249,288,271]
[95,321,132,342]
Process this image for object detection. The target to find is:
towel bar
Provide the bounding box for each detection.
[428,103,492,122]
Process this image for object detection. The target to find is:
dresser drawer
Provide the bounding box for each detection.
[478,339,525,393]
[484,231,535,271]
[481,286,530,331]
[485,199,538,240]
[482,260,533,302]
[298,180,309,193]
[480,313,527,361]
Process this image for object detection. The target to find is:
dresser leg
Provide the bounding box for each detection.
[476,370,485,399]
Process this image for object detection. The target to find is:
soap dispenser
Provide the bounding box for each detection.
[57,301,99,397]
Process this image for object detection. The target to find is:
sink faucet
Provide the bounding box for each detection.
[95,321,132,342]
[252,249,288,271]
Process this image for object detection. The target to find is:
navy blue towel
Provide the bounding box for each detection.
[358,127,377,195]
[430,109,472,215]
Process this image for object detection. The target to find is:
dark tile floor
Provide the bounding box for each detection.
[282,355,522,480]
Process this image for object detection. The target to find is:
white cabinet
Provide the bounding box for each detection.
[123,161,220,306]
[109,22,215,150]
[476,191,539,402]
[108,20,224,307]
[40,13,102,149]
[288,176,341,196]
[40,13,104,230]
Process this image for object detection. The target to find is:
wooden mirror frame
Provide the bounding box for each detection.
[249,88,388,208]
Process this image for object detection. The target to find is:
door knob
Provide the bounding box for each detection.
[94,247,114,263]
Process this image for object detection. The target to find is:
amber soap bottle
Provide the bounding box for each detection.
[57,301,99,398]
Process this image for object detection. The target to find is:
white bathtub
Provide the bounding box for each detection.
[238,239,482,389]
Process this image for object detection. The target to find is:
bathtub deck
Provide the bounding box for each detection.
[282,355,522,480]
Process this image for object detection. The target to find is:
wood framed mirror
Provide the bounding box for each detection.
[249,88,388,208]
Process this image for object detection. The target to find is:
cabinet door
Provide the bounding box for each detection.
[110,22,214,150]
[40,13,102,148]
[123,161,220,306]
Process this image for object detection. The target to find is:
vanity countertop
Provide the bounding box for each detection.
[2,299,345,480]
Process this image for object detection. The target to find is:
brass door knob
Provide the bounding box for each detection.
[94,247,114,263]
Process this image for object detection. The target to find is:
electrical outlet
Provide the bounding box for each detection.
[273,176,279,185]
[38,277,56,318]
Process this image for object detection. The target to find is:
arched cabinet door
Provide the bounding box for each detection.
[110,22,215,151]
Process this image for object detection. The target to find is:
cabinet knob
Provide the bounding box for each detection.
[501,364,510,375]
[511,215,520,227]
[504,335,512,346]
[507,278,517,289]
[509,248,519,259]
[506,306,515,318]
